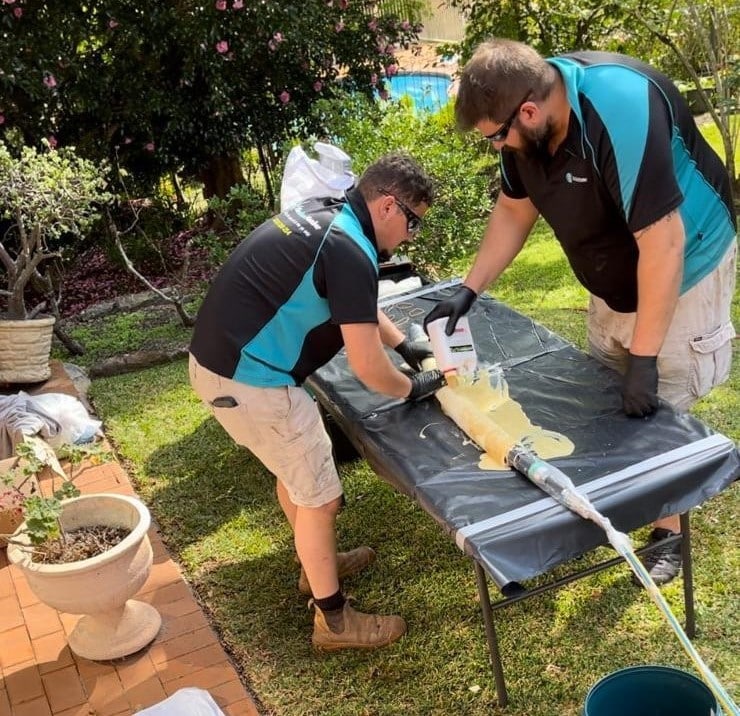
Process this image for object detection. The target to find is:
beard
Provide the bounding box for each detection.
[510,116,558,161]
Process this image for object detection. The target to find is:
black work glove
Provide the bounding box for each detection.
[407,369,446,401]
[622,354,659,417]
[395,337,433,372]
[423,286,477,336]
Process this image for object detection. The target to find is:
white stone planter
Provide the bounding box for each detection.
[7,493,161,660]
[0,316,56,383]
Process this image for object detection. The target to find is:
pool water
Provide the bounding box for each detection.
[385,72,452,113]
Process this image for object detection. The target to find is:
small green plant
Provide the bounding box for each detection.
[0,438,111,549]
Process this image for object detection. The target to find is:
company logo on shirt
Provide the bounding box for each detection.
[565,172,588,184]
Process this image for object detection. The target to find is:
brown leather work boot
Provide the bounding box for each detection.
[312,601,406,651]
[298,546,376,595]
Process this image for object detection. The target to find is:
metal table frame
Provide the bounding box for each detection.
[472,512,695,707]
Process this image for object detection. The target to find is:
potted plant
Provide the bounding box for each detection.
[3,437,162,660]
[0,141,111,383]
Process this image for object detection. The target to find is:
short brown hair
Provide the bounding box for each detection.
[357,152,435,208]
[455,38,555,131]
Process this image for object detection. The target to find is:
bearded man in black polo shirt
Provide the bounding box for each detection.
[425,39,736,586]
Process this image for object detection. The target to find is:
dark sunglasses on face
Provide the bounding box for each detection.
[380,190,423,233]
[484,89,532,143]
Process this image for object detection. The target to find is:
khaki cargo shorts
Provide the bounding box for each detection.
[189,354,342,508]
[587,241,737,412]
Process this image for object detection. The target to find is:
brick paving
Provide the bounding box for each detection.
[1,440,260,716]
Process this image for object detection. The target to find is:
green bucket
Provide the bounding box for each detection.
[583,665,721,716]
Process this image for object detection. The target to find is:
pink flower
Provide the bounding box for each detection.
[313,80,323,92]
[216,40,229,53]
[0,114,5,125]
[232,0,243,7]
[273,31,283,43]
[335,20,344,32]
[145,142,155,152]
[339,0,348,8]
[268,39,277,52]
[401,20,410,30]
[3,1,16,5]
[48,136,58,149]
[367,19,377,31]
[370,72,378,86]
[108,19,118,28]
[279,90,290,104]
[13,6,21,17]
[43,74,57,88]
[379,89,389,101]
[215,0,227,9]
[385,63,398,77]
[123,137,132,144]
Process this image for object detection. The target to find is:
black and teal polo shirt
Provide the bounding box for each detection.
[190,188,379,387]
[501,51,736,312]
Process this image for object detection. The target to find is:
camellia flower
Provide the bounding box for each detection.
[339,0,348,8]
[108,19,119,29]
[3,1,16,5]
[268,39,277,52]
[43,74,57,88]
[313,80,323,92]
[385,63,398,77]
[48,136,58,149]
[13,6,21,17]
[367,19,377,32]
[215,0,227,9]
[279,90,290,104]
[124,137,132,144]
[232,0,243,7]
[335,20,344,32]
[145,142,155,152]
[401,20,410,30]
[216,40,229,54]
[0,114,5,125]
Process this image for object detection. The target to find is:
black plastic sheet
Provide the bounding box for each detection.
[308,282,739,589]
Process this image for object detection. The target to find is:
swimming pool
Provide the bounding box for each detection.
[385,72,452,113]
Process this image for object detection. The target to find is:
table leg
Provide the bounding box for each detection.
[473,561,508,707]
[679,511,696,637]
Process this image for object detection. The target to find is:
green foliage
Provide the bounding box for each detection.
[311,94,497,276]
[442,0,662,62]
[205,182,273,248]
[0,141,112,318]
[0,0,423,195]
[0,439,111,548]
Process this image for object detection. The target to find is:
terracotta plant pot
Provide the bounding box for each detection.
[7,493,161,660]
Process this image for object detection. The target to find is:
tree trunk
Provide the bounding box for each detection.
[200,153,246,200]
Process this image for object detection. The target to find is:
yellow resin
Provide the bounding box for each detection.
[435,371,574,470]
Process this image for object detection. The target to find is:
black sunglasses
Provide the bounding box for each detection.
[484,89,532,143]
[380,190,423,233]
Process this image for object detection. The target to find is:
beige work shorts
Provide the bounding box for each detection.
[188,354,342,508]
[587,241,737,412]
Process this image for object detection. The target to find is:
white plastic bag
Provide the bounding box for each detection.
[280,142,355,211]
[22,392,102,448]
[134,687,225,716]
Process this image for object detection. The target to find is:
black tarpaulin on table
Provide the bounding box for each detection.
[307,281,739,589]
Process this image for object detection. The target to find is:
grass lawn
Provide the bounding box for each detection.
[87,219,739,715]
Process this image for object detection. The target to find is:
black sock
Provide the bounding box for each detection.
[315,591,345,632]
[314,590,345,613]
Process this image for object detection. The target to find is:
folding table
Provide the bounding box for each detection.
[306,280,739,706]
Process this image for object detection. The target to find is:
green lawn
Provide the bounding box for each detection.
[88,222,739,715]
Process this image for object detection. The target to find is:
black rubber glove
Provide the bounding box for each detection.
[407,369,446,401]
[395,337,433,372]
[423,286,477,336]
[622,354,659,417]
